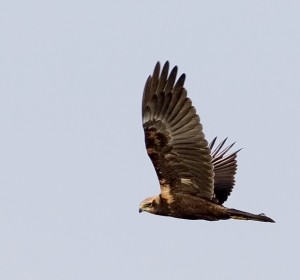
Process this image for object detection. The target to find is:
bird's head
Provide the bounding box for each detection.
[139,196,160,214]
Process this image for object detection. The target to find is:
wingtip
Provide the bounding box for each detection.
[153,61,161,75]
[209,137,217,149]
[164,60,169,67]
[159,60,170,72]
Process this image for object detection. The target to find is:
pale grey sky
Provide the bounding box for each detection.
[0,1,299,279]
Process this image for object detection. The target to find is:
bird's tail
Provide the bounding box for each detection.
[228,208,275,223]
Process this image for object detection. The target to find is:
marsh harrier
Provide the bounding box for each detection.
[139,61,274,223]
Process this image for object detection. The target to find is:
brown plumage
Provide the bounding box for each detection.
[139,61,275,223]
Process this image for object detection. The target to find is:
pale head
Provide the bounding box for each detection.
[139,195,160,214]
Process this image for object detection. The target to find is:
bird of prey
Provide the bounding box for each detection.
[139,61,274,223]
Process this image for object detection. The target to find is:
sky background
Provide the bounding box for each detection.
[1,1,299,279]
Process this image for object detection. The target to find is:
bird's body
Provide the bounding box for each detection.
[139,61,274,223]
[141,193,229,221]
[140,192,273,222]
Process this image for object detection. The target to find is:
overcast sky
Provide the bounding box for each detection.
[1,1,299,279]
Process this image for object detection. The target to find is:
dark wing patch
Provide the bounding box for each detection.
[142,61,214,200]
[209,137,241,204]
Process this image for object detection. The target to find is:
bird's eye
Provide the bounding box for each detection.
[146,202,153,208]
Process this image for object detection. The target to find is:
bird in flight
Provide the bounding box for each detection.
[139,61,274,223]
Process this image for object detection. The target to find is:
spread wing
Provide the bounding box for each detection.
[209,138,240,204]
[142,61,214,200]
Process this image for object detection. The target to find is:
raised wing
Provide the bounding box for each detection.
[209,138,240,204]
[142,61,214,200]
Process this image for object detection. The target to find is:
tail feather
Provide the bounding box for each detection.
[228,208,275,223]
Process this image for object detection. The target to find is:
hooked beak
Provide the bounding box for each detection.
[139,207,143,213]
